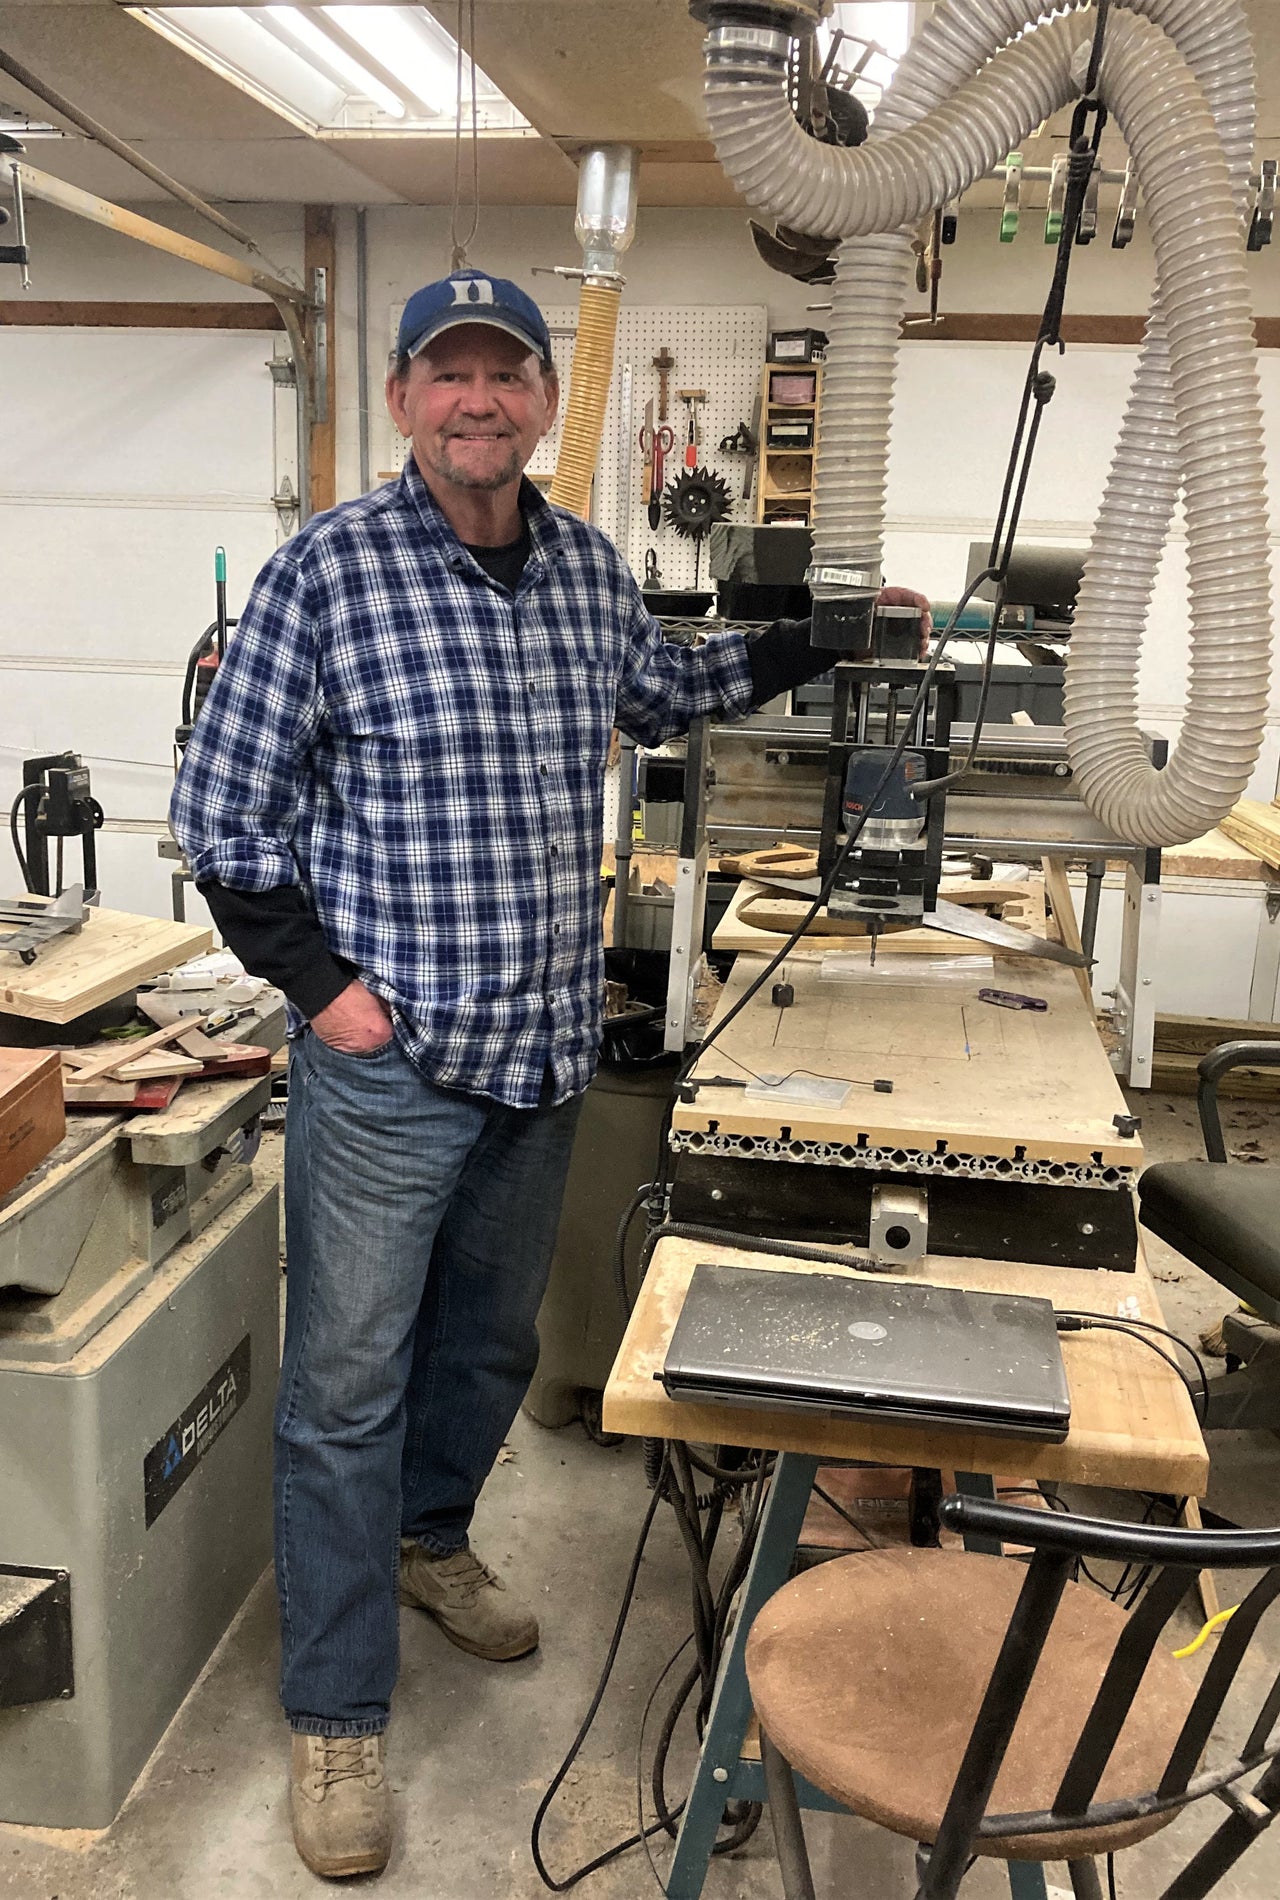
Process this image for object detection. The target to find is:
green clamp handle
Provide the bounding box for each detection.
[1000,152,1023,243]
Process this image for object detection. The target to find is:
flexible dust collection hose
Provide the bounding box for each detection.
[547,280,623,518]
[697,0,1272,846]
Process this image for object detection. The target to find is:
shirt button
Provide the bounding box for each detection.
[554,925,562,936]
[550,844,558,857]
[539,764,548,777]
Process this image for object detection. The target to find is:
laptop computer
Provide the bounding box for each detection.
[661,1265,1072,1444]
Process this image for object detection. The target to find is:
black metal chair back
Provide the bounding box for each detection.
[921,1495,1280,1900]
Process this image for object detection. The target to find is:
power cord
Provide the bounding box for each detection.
[532,1444,771,1891]
[1055,1311,1210,1425]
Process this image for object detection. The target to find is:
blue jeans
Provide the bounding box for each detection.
[276,1028,584,1737]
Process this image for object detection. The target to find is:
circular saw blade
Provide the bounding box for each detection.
[662,466,732,539]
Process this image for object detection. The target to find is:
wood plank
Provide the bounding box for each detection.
[715,875,1046,958]
[675,947,1137,1165]
[602,1236,1208,1497]
[305,204,337,516]
[1162,828,1270,883]
[1219,800,1280,871]
[0,906,211,1024]
[0,300,285,330]
[0,1049,64,1199]
[59,1016,211,1085]
[1154,1014,1280,1058]
[899,314,1280,350]
[1149,1050,1280,1100]
[1042,854,1094,1008]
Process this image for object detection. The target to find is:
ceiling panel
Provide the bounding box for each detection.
[424,0,711,143]
[329,129,578,203]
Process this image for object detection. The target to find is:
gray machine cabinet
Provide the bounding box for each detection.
[0,1179,279,1828]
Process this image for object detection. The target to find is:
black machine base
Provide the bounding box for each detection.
[670,1153,1137,1272]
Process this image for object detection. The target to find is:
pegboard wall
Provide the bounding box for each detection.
[385,300,767,590]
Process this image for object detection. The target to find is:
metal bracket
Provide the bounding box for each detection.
[1044,155,1068,244]
[309,262,328,424]
[1076,162,1101,245]
[1267,887,1280,925]
[267,356,297,387]
[1112,161,1139,248]
[272,473,299,532]
[0,151,31,287]
[1249,158,1276,252]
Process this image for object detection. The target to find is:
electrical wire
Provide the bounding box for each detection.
[1055,1311,1209,1425]
[532,1444,770,1891]
[8,785,36,891]
[712,1048,890,1094]
[531,1451,676,1891]
[637,1635,696,1892]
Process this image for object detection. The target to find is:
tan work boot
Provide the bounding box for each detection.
[290,1731,391,1879]
[399,1539,539,1660]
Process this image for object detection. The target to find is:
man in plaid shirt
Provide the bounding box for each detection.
[172,267,925,1877]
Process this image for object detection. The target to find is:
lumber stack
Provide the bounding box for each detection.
[1219,799,1280,872]
[1150,1013,1280,1098]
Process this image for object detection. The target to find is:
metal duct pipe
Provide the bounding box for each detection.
[548,146,639,519]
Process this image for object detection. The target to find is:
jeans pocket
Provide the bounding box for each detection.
[309,1028,398,1065]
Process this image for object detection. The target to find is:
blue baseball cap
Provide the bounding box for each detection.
[397,268,553,368]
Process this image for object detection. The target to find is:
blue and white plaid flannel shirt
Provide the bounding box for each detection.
[170,458,754,1107]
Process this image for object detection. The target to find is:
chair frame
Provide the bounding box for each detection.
[1142,1040,1280,1429]
[758,1495,1280,1900]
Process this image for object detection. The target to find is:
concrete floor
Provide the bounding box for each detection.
[7,1094,1280,1899]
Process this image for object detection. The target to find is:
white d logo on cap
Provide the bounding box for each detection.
[450,277,495,305]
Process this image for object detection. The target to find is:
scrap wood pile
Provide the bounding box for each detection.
[58,1014,273,1109]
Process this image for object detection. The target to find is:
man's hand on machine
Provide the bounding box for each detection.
[746,584,933,706]
[874,585,933,656]
[310,980,395,1054]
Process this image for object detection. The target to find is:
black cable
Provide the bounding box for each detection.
[623,1218,877,1320]
[54,834,63,900]
[1107,1851,1118,1900]
[638,1639,697,1890]
[1056,1311,1209,1425]
[531,1450,677,1891]
[8,785,36,892]
[613,1180,655,1318]
[181,620,219,730]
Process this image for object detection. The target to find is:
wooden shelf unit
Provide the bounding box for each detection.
[756,360,822,525]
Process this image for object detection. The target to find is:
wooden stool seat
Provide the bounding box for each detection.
[745,1546,1196,1862]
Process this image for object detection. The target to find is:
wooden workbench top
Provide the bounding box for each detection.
[675,950,1138,1168]
[603,1236,1207,1498]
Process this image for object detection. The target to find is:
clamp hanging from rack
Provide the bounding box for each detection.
[0,134,31,287]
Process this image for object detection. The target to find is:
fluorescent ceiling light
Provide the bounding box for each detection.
[260,6,405,118]
[322,7,457,118]
[128,7,527,134]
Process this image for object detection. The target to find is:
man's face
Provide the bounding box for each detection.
[386,324,558,497]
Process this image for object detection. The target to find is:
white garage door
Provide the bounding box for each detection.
[0,326,289,925]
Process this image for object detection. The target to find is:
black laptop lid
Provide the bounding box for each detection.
[662,1265,1071,1436]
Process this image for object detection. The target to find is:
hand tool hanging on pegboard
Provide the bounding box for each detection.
[649,345,675,530]
[638,397,655,520]
[678,388,706,470]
